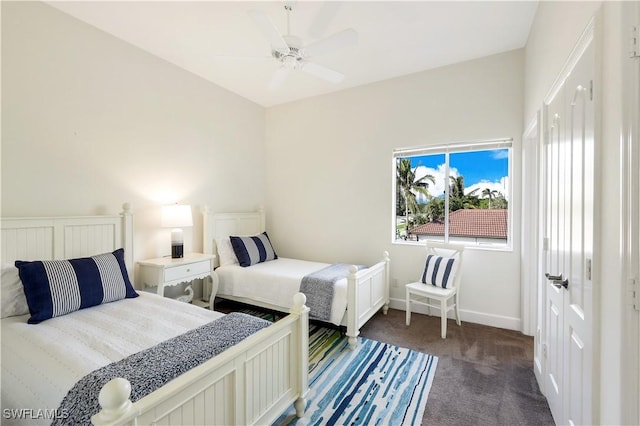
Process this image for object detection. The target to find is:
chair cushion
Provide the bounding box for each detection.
[406,281,456,297]
[421,254,458,288]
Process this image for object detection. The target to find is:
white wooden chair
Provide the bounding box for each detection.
[405,241,465,338]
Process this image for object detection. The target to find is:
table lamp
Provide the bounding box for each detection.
[161,204,193,258]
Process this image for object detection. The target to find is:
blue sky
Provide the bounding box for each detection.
[407,148,509,199]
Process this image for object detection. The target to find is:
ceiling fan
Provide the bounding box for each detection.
[244,2,358,90]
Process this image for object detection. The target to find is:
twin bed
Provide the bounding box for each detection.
[202,207,390,348]
[1,206,309,425]
[1,205,390,425]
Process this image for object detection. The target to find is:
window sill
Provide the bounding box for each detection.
[391,239,513,253]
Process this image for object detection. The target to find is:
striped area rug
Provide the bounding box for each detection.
[275,323,439,426]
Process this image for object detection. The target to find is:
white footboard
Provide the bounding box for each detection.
[345,251,391,348]
[92,294,310,426]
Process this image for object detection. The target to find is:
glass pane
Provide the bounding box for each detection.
[395,154,445,242]
[448,149,509,245]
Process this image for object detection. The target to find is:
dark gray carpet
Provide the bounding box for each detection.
[214,299,554,425]
[359,308,554,426]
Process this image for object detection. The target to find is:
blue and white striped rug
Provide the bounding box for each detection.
[275,325,438,426]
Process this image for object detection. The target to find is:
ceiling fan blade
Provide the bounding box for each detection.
[248,10,290,55]
[212,55,272,62]
[308,2,341,39]
[268,67,290,91]
[301,61,344,84]
[303,28,358,58]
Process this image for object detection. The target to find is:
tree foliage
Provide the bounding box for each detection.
[395,158,435,233]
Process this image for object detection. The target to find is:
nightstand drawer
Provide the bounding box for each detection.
[165,260,211,281]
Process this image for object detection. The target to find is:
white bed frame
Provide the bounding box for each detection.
[202,206,390,348]
[1,204,309,426]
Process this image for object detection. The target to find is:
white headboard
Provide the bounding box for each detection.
[1,203,134,272]
[201,206,265,263]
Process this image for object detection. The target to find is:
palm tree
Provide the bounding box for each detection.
[449,175,466,199]
[482,188,498,208]
[449,175,479,210]
[396,158,435,236]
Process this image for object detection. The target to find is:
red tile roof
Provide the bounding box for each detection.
[409,209,508,239]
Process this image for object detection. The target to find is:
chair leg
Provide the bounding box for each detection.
[440,298,447,339]
[405,289,411,326]
[454,294,461,326]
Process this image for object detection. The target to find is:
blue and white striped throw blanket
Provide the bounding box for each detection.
[53,312,270,426]
[300,263,365,322]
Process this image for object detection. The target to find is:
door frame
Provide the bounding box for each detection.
[521,112,542,339]
[621,2,640,423]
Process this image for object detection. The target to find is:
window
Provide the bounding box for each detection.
[393,139,512,248]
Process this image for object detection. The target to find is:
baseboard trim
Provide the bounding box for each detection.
[388,297,522,332]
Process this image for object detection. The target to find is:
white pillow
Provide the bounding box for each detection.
[215,237,239,267]
[1,264,29,318]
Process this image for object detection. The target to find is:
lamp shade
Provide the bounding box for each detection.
[161,204,193,228]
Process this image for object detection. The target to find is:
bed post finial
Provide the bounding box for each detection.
[91,377,133,425]
[290,292,307,315]
[121,203,131,215]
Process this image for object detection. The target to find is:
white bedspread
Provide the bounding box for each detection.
[0,292,223,425]
[216,257,348,326]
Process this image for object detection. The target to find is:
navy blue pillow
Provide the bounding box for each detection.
[15,248,138,324]
[230,232,278,267]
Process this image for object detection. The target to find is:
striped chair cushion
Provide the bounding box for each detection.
[421,254,458,289]
[15,248,138,324]
[230,232,278,267]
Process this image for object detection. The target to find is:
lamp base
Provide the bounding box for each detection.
[171,242,184,259]
[170,228,184,258]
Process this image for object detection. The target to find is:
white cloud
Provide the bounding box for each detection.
[466,176,509,201]
[412,163,460,202]
[492,150,509,160]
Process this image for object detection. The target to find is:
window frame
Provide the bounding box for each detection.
[392,138,514,251]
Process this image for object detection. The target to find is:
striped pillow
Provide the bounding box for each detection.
[421,254,458,289]
[230,232,277,267]
[15,249,138,324]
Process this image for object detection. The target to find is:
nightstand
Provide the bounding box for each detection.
[138,253,217,305]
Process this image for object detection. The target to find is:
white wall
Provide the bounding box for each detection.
[265,49,524,331]
[1,2,266,278]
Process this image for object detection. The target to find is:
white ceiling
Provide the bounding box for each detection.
[47,1,538,107]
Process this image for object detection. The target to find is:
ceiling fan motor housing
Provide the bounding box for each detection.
[273,35,304,69]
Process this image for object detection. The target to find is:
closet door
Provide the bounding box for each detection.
[542,23,595,426]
